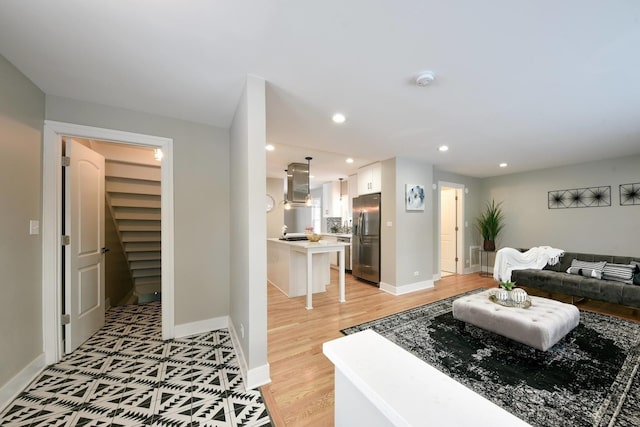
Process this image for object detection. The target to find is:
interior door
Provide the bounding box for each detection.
[441,187,457,273]
[65,140,105,353]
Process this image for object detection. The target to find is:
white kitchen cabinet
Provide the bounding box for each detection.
[323,181,344,218]
[357,162,381,195]
[347,174,357,219]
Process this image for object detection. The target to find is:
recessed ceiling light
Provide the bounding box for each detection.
[265,144,275,151]
[438,145,449,152]
[332,113,346,123]
[499,163,508,168]
[346,158,354,164]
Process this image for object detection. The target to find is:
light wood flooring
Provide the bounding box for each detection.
[262,271,640,426]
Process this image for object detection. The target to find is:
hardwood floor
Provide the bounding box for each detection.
[261,271,640,426]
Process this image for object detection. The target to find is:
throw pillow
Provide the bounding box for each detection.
[568,259,606,279]
[631,261,640,286]
[567,266,582,276]
[602,263,635,284]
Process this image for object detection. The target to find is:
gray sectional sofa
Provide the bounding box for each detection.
[511,252,640,309]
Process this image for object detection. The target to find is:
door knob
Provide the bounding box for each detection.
[101,247,110,254]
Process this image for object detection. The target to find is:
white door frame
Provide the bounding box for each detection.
[437,181,465,277]
[42,120,175,364]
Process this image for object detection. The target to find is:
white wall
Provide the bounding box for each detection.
[0,55,45,393]
[381,157,434,293]
[45,95,230,325]
[480,155,640,256]
[229,76,269,388]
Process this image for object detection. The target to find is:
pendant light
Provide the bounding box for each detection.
[305,156,313,206]
[339,177,343,201]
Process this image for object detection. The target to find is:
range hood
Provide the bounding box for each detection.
[286,162,310,204]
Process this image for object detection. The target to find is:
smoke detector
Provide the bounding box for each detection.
[416,71,435,86]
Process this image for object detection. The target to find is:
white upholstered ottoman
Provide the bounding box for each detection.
[452,289,580,351]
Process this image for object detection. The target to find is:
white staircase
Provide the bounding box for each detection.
[105,159,161,298]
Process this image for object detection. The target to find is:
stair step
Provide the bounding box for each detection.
[113,207,161,221]
[109,193,161,209]
[132,268,161,278]
[135,282,161,295]
[117,220,161,232]
[135,276,161,285]
[125,242,161,252]
[130,260,161,269]
[106,178,161,196]
[127,251,161,261]
[122,231,161,242]
[106,161,161,182]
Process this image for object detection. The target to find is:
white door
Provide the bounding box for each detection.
[440,187,457,273]
[65,140,106,353]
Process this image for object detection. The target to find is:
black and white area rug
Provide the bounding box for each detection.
[342,291,640,427]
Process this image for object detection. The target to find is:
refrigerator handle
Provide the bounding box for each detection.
[358,211,364,244]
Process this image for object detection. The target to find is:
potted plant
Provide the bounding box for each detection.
[476,199,505,252]
[499,280,516,291]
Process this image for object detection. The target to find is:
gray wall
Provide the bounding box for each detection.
[229,76,268,385]
[45,95,230,325]
[480,155,640,256]
[0,55,45,388]
[432,169,483,272]
[381,157,434,289]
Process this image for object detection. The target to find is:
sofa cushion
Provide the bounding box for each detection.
[622,283,640,306]
[578,278,625,305]
[602,263,635,284]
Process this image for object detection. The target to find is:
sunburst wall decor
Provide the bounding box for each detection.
[548,186,611,209]
[620,183,640,206]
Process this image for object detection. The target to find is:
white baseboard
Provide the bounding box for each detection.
[228,321,271,390]
[246,363,271,390]
[380,280,434,296]
[0,353,46,412]
[433,273,441,281]
[174,316,229,339]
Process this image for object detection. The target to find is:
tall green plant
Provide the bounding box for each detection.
[476,200,505,241]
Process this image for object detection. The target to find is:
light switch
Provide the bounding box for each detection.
[386,221,393,227]
[29,220,39,235]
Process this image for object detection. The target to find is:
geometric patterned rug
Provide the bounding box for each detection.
[342,291,640,427]
[0,302,272,426]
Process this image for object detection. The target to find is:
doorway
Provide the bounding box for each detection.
[42,121,175,364]
[439,183,464,277]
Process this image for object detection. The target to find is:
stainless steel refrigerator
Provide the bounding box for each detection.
[352,193,381,284]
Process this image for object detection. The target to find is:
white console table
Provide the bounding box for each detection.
[323,330,531,426]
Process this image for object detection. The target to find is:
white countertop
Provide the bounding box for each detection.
[322,233,352,239]
[267,238,350,248]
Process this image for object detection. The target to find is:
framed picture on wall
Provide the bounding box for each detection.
[406,184,425,211]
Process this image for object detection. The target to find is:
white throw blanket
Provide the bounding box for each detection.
[493,246,565,282]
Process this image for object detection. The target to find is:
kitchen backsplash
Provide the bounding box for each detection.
[326,217,342,233]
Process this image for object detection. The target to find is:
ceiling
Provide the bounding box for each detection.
[1,1,639,183]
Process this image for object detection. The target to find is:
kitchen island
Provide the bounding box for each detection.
[267,238,350,309]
